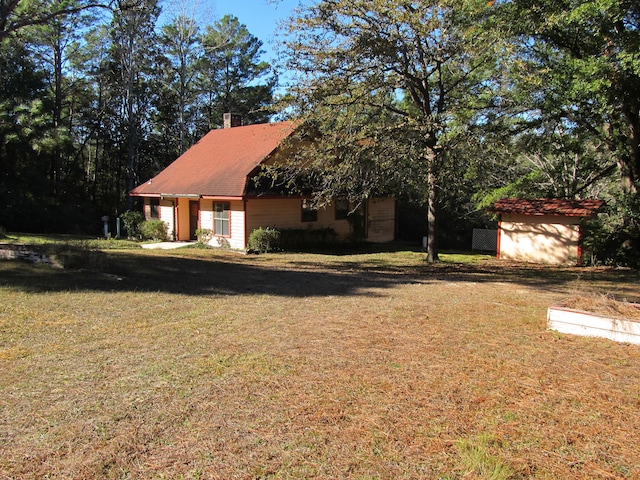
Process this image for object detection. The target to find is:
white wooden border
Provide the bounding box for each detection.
[547,306,640,345]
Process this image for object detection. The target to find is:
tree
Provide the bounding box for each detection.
[0,0,107,41]
[494,0,640,254]
[109,0,160,211]
[280,0,499,261]
[503,0,639,194]
[27,4,95,203]
[73,23,119,212]
[0,36,49,229]
[158,12,201,154]
[0,0,281,234]
[198,14,275,132]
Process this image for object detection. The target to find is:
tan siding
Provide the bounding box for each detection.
[499,214,580,264]
[143,195,395,247]
[245,198,354,239]
[143,198,175,239]
[367,198,395,243]
[246,198,302,233]
[228,202,246,250]
[246,197,396,244]
[159,200,175,239]
[198,200,246,249]
[199,199,214,232]
[328,206,352,239]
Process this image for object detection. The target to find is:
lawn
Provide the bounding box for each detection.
[1,243,639,479]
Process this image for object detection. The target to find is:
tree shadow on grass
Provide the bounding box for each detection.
[0,248,638,299]
[0,251,406,297]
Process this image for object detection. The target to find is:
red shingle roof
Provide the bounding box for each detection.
[491,198,604,217]
[130,121,297,198]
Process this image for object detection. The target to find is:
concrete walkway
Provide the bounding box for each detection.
[141,241,195,250]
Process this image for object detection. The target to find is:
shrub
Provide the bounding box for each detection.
[216,237,231,249]
[140,220,168,241]
[278,228,337,251]
[195,228,212,245]
[582,194,640,267]
[120,211,145,239]
[248,227,280,253]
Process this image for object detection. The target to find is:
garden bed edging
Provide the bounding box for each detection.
[547,306,640,345]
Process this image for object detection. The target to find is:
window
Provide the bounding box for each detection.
[335,198,349,220]
[150,198,160,219]
[301,198,318,222]
[214,202,230,236]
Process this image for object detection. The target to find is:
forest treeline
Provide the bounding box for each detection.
[1,0,275,233]
[1,0,639,265]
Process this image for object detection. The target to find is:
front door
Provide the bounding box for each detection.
[189,201,199,240]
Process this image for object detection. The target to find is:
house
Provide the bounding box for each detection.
[129,118,396,249]
[490,198,604,265]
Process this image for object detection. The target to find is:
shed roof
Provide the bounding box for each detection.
[490,198,604,217]
[130,121,297,198]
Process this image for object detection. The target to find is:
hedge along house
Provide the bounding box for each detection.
[129,117,396,249]
[490,198,604,265]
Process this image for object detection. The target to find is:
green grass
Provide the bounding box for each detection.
[439,250,495,263]
[1,232,142,250]
[455,434,514,480]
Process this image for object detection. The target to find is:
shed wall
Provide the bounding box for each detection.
[499,214,581,265]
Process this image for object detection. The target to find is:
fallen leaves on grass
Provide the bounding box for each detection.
[1,250,639,479]
[558,293,640,321]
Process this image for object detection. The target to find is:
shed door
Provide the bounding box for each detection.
[189,201,199,240]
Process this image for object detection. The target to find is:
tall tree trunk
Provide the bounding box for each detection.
[618,155,637,196]
[618,103,639,251]
[52,34,63,201]
[426,147,438,263]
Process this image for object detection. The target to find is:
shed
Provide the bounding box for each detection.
[490,198,604,265]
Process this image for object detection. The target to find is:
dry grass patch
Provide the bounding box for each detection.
[557,293,640,321]
[1,248,639,479]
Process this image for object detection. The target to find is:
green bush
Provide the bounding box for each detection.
[120,211,145,239]
[195,228,212,245]
[582,194,640,267]
[140,220,168,241]
[248,227,281,253]
[278,228,337,251]
[216,237,231,249]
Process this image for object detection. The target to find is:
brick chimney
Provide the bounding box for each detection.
[223,113,242,128]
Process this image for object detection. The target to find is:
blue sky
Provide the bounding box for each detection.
[158,0,311,92]
[209,0,313,93]
[201,0,307,62]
